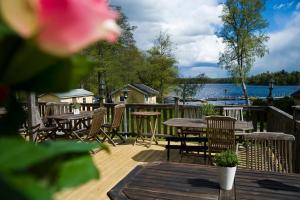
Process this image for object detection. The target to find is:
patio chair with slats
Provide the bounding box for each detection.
[237,132,295,173]
[223,107,244,121]
[45,102,71,130]
[75,107,107,142]
[206,116,236,162]
[101,104,126,146]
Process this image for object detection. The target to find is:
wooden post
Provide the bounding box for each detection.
[174,97,179,118]
[293,106,300,173]
[28,92,37,141]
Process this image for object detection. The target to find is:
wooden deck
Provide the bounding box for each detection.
[55,140,205,200]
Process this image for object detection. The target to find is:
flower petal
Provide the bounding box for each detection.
[36,0,120,57]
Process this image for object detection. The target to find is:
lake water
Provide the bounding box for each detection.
[194,84,300,105]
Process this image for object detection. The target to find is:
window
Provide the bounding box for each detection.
[83,98,86,103]
[145,95,149,103]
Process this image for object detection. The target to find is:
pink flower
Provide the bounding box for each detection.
[0,0,120,57]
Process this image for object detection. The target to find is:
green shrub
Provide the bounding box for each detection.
[202,103,217,116]
[214,150,239,167]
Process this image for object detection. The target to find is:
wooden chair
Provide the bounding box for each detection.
[206,116,236,161]
[33,106,57,142]
[238,132,295,173]
[75,107,106,142]
[223,107,244,121]
[101,104,126,145]
[45,102,70,116]
[20,124,40,142]
[45,102,71,130]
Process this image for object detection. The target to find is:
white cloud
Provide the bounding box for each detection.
[273,1,295,10]
[111,0,224,71]
[111,0,300,78]
[254,11,300,73]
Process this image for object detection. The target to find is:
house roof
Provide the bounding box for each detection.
[130,84,159,96]
[111,84,159,96]
[39,89,94,99]
[55,89,94,98]
[291,90,300,98]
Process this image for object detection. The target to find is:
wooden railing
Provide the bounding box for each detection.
[33,102,300,172]
[101,103,268,136]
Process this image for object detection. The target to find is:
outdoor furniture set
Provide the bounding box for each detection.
[107,107,297,200]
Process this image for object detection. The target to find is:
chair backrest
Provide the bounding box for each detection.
[239,132,295,173]
[112,104,125,129]
[223,107,244,121]
[33,106,45,128]
[206,116,236,156]
[45,102,70,116]
[89,107,106,137]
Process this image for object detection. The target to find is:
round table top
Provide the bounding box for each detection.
[131,111,161,116]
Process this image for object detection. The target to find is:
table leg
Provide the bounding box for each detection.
[148,116,158,148]
[134,116,143,146]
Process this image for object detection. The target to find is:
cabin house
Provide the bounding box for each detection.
[39,89,94,103]
[111,84,159,104]
[292,90,300,105]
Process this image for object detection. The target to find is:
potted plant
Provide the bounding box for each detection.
[214,150,239,190]
[72,103,81,115]
[202,103,217,117]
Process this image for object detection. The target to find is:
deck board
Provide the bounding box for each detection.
[55,140,205,200]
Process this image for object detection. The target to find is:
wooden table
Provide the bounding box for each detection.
[47,111,92,140]
[163,118,253,160]
[108,162,300,200]
[163,118,254,133]
[132,111,161,148]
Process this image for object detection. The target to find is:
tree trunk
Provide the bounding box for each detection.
[241,80,250,105]
[182,84,186,105]
[160,78,164,103]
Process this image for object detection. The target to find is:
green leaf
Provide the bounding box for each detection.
[3,43,60,85]
[1,174,52,200]
[0,95,26,135]
[56,155,99,190]
[0,35,23,79]
[12,55,93,93]
[0,138,104,199]
[0,139,101,171]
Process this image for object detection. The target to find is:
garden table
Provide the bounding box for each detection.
[163,118,254,160]
[108,162,300,200]
[47,111,93,140]
[132,111,161,147]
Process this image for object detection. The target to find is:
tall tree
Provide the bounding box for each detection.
[82,6,143,102]
[139,31,178,103]
[218,0,269,105]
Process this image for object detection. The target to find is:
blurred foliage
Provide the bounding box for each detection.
[0,19,105,199]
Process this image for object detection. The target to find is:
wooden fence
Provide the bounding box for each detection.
[34,102,300,172]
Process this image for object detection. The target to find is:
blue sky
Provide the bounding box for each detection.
[111,0,300,78]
